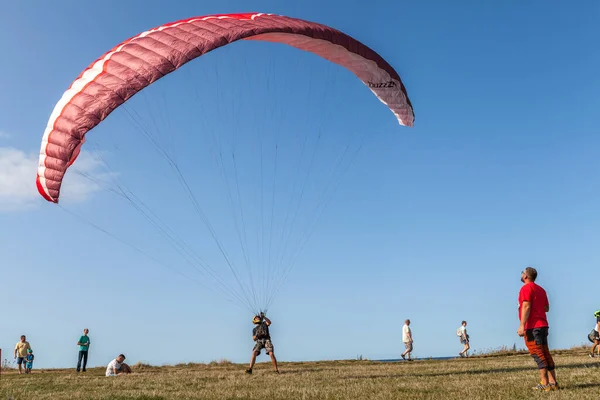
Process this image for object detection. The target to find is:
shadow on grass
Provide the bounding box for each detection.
[342,361,600,381]
[278,367,328,374]
[569,383,600,389]
[425,361,600,378]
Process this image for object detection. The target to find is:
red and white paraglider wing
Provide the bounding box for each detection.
[37,12,414,203]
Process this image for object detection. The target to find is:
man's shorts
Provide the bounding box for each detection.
[16,357,25,365]
[404,342,413,352]
[253,339,274,355]
[525,327,555,370]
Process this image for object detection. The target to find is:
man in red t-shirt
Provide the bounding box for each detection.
[517,267,558,391]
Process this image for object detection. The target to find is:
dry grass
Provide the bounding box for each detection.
[470,345,529,358]
[1,349,599,399]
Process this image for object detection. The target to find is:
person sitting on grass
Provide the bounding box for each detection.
[245,312,279,374]
[106,354,132,376]
[25,349,34,374]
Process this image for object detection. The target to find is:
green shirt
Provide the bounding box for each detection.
[78,335,90,351]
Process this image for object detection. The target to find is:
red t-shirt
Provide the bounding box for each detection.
[518,282,549,329]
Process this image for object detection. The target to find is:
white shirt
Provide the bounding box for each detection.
[458,325,467,337]
[402,324,412,343]
[106,359,122,376]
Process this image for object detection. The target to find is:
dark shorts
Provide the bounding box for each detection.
[253,339,274,355]
[588,330,600,343]
[16,357,25,365]
[525,327,555,370]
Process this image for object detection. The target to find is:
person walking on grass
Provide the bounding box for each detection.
[517,266,558,391]
[76,328,91,372]
[13,335,31,374]
[246,312,279,374]
[457,321,470,357]
[24,349,34,374]
[588,310,600,357]
[401,319,413,361]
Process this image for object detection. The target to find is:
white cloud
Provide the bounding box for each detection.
[0,147,39,211]
[0,146,112,212]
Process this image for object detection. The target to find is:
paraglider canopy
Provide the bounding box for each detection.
[36,12,415,314]
[36,12,414,204]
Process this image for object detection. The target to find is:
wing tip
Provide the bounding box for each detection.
[36,176,58,203]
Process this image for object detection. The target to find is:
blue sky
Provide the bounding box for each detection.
[1,0,600,369]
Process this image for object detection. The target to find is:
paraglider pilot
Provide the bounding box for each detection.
[246,312,279,374]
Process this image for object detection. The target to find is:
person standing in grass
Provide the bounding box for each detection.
[24,349,34,374]
[13,335,31,374]
[588,310,600,357]
[457,321,470,357]
[401,319,413,361]
[76,328,91,372]
[246,312,279,374]
[517,266,558,391]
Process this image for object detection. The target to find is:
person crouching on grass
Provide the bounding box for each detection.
[106,354,132,376]
[246,312,279,374]
[517,267,558,391]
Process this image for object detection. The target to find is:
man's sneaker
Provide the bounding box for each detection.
[408,358,413,362]
[245,368,252,374]
[401,354,406,360]
[589,353,595,358]
[548,383,559,391]
[532,383,551,391]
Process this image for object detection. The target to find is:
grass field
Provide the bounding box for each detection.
[1,349,599,399]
